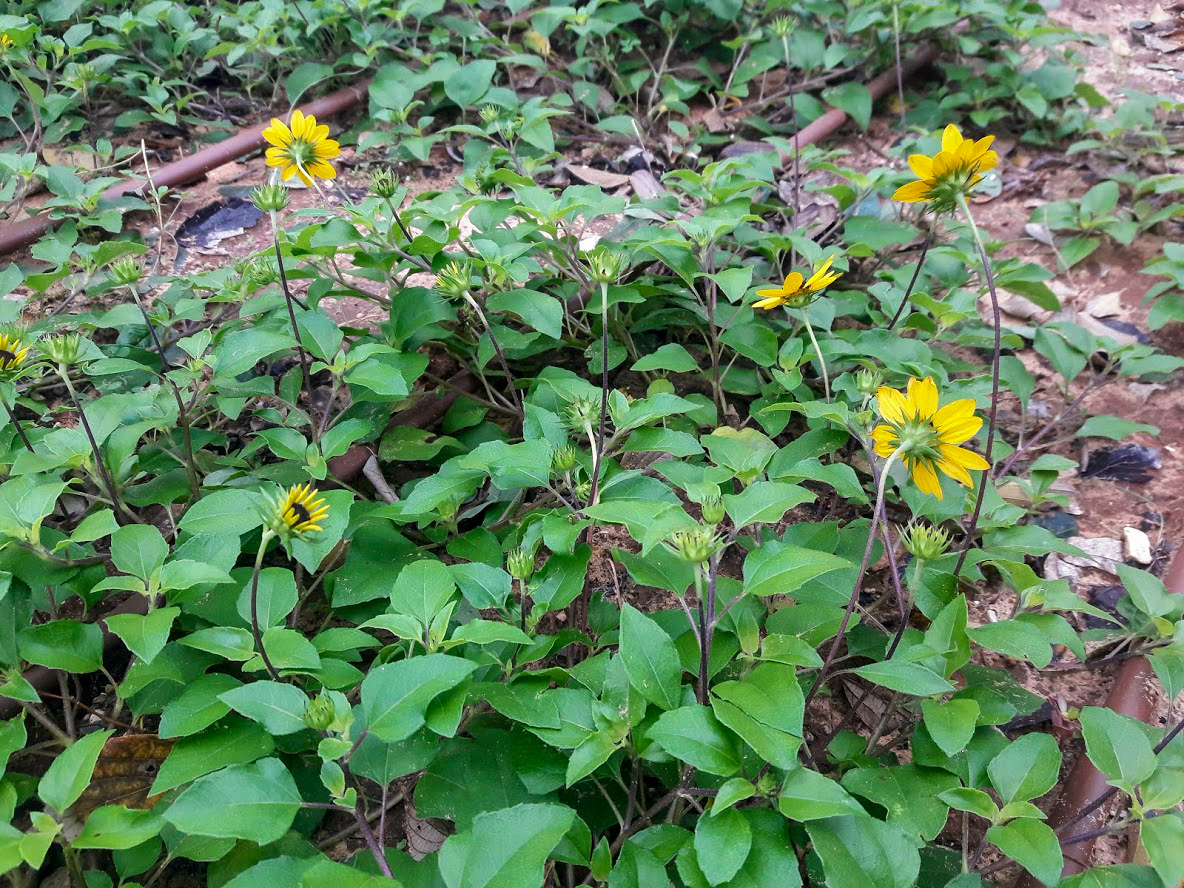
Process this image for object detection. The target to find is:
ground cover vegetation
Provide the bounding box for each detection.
[0,0,1183,886]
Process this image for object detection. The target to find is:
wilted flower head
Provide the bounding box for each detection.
[264,482,329,540]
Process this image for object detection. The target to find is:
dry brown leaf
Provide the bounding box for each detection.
[564,164,631,189]
[404,801,449,860]
[67,734,175,821]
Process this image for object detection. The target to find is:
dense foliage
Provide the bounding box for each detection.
[1,1,1183,887]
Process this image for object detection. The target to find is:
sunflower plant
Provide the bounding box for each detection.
[1,4,1183,888]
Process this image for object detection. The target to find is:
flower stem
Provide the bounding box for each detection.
[892,0,905,126]
[590,281,610,509]
[463,292,521,416]
[780,35,800,224]
[885,230,934,330]
[802,305,830,403]
[952,194,1001,576]
[58,367,134,525]
[249,530,282,682]
[803,446,901,716]
[0,390,32,453]
[269,210,314,433]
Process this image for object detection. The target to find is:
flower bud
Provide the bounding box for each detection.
[370,167,398,199]
[304,693,334,731]
[42,333,84,367]
[585,247,627,285]
[900,521,951,562]
[854,367,882,396]
[575,480,592,503]
[435,261,473,301]
[700,493,725,526]
[668,528,719,565]
[771,16,793,38]
[479,105,500,126]
[552,444,577,474]
[564,397,597,430]
[251,183,290,214]
[108,257,142,287]
[507,547,535,582]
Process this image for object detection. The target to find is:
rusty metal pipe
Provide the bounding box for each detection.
[0,80,371,257]
[1014,550,1184,885]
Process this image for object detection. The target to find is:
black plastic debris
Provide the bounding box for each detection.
[175,197,263,250]
[1080,444,1161,483]
[1098,318,1152,346]
[1031,510,1079,539]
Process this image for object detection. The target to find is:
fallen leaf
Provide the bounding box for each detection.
[67,734,175,821]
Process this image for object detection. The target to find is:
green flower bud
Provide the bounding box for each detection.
[552,444,577,474]
[701,493,725,526]
[435,261,473,301]
[770,16,793,38]
[108,257,142,287]
[854,367,882,396]
[479,105,500,125]
[251,183,290,214]
[585,246,627,285]
[304,693,334,731]
[575,479,592,503]
[370,167,399,199]
[668,528,719,565]
[564,397,597,430]
[900,521,951,562]
[507,546,534,582]
[42,333,85,367]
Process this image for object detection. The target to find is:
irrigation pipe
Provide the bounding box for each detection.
[1014,550,1184,886]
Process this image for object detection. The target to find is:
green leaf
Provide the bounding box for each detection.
[391,559,457,627]
[236,568,297,629]
[179,489,263,536]
[823,82,873,129]
[437,802,575,888]
[694,806,751,886]
[152,717,275,794]
[805,815,919,888]
[1117,564,1174,618]
[19,621,103,673]
[214,328,297,378]
[162,758,300,845]
[921,699,980,756]
[840,765,960,840]
[1079,707,1157,789]
[632,343,698,373]
[619,604,682,711]
[938,787,998,820]
[987,732,1061,803]
[723,481,814,530]
[362,654,478,742]
[1075,416,1158,440]
[1141,813,1184,888]
[444,59,496,108]
[110,524,169,582]
[285,61,334,105]
[106,607,179,665]
[648,705,740,777]
[39,729,114,813]
[565,732,618,786]
[487,289,563,340]
[742,544,851,598]
[778,768,865,820]
[219,681,309,736]
[158,674,241,738]
[853,660,954,696]
[710,662,803,769]
[73,805,162,850]
[986,819,1063,887]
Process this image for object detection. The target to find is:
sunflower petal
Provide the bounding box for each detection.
[933,401,982,444]
[906,377,939,421]
[911,460,944,499]
[892,180,933,203]
[941,124,962,155]
[876,387,907,424]
[783,272,804,294]
[939,443,989,472]
[908,154,934,179]
[871,425,899,458]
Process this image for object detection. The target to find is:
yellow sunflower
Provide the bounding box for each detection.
[0,333,30,374]
[261,110,341,186]
[0,35,13,53]
[753,256,843,310]
[892,125,998,210]
[872,377,989,499]
[268,482,330,539]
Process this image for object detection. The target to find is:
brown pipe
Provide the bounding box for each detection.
[720,43,941,163]
[0,80,371,257]
[1014,550,1184,886]
[0,593,149,721]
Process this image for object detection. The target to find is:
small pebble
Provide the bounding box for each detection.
[1123,526,1153,565]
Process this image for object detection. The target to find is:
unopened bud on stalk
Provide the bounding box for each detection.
[42,333,84,367]
[668,528,720,565]
[701,493,725,526]
[303,693,335,731]
[251,183,290,214]
[435,261,473,301]
[507,547,535,582]
[564,397,597,429]
[854,367,882,396]
[552,444,577,474]
[586,247,627,285]
[370,167,399,199]
[900,521,951,562]
[108,257,142,287]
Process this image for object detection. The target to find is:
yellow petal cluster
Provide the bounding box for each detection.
[892,125,998,207]
[262,110,341,187]
[753,256,843,311]
[872,377,989,499]
[0,333,30,374]
[273,482,330,537]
